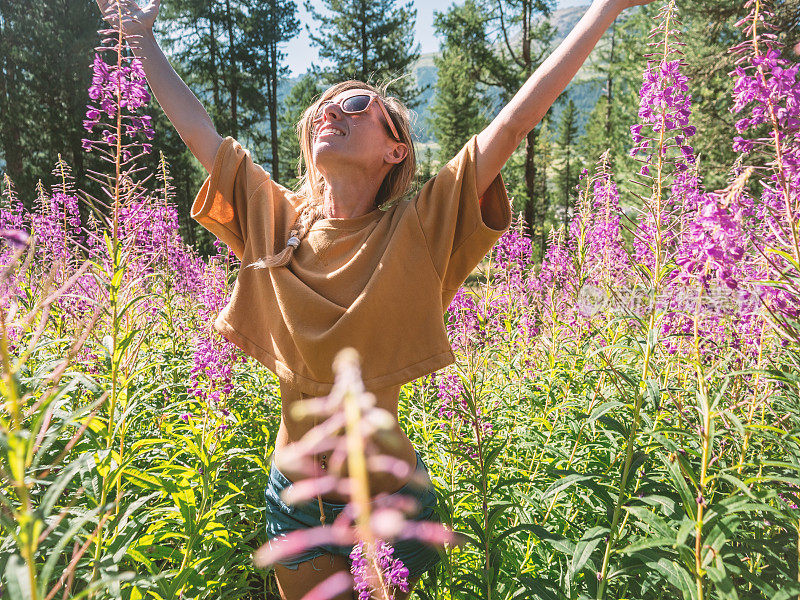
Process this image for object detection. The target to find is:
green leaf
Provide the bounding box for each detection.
[542,473,593,500]
[5,554,32,600]
[528,524,576,555]
[597,414,629,439]
[588,401,625,424]
[485,502,516,539]
[40,453,93,517]
[464,515,485,547]
[116,294,152,323]
[570,526,606,578]
[645,378,661,411]
[624,505,674,538]
[660,454,697,521]
[634,549,697,599]
[484,438,508,472]
[39,506,102,593]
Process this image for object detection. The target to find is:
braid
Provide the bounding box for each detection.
[249,203,324,269]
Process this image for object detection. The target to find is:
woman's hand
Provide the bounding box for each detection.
[95,0,160,37]
[613,0,660,9]
[623,0,660,6]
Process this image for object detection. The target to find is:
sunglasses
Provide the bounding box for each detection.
[312,91,401,141]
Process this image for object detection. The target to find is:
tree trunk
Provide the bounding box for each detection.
[360,0,368,78]
[0,3,25,197]
[563,145,571,232]
[520,0,537,239]
[209,14,221,112]
[268,36,279,177]
[605,19,616,139]
[521,0,531,67]
[524,128,537,238]
[538,139,549,256]
[224,0,238,139]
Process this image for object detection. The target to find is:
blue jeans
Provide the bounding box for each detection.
[264,449,443,579]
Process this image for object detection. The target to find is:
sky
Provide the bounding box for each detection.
[285,0,589,76]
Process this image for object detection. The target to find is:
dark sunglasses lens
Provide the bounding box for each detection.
[341,95,371,113]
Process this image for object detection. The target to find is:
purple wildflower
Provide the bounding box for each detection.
[82,48,155,156]
[674,193,746,290]
[585,170,629,287]
[350,539,409,599]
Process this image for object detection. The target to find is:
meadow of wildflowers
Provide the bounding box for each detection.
[1,1,799,599]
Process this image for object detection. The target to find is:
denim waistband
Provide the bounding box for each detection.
[268,449,429,508]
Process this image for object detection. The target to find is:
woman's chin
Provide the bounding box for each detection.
[312,139,338,156]
[312,142,349,167]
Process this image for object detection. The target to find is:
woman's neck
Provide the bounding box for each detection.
[320,167,388,219]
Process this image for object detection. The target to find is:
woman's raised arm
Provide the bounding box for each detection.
[474,0,656,198]
[95,0,223,174]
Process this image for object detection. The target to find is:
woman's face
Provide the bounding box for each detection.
[310,88,407,176]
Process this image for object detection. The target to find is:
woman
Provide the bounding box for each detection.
[97,0,654,598]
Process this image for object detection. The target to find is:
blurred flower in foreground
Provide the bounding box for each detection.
[0,229,29,250]
[254,348,461,599]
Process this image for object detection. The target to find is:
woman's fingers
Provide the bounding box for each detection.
[100,0,137,17]
[101,2,138,23]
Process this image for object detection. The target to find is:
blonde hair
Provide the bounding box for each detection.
[257,80,417,269]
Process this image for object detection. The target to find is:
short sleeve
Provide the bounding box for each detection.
[191,136,271,259]
[414,134,512,292]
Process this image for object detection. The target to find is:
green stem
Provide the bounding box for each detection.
[693,286,709,600]
[89,19,125,595]
[2,280,41,600]
[597,7,675,593]
[468,375,491,600]
[751,0,800,266]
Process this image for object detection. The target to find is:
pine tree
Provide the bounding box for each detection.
[555,98,579,232]
[0,0,102,207]
[431,0,557,238]
[157,0,297,151]
[576,4,659,209]
[304,0,421,106]
[430,1,488,164]
[416,147,435,188]
[277,73,321,188]
[154,0,298,250]
[240,0,300,179]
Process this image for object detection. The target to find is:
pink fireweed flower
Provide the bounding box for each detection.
[531,226,580,333]
[0,180,26,234]
[430,368,493,460]
[445,288,482,349]
[729,3,800,323]
[29,191,83,265]
[630,55,695,167]
[82,34,155,155]
[190,245,244,406]
[585,173,630,287]
[730,48,800,182]
[674,192,747,290]
[350,540,410,600]
[536,227,576,293]
[492,220,533,289]
[629,4,702,278]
